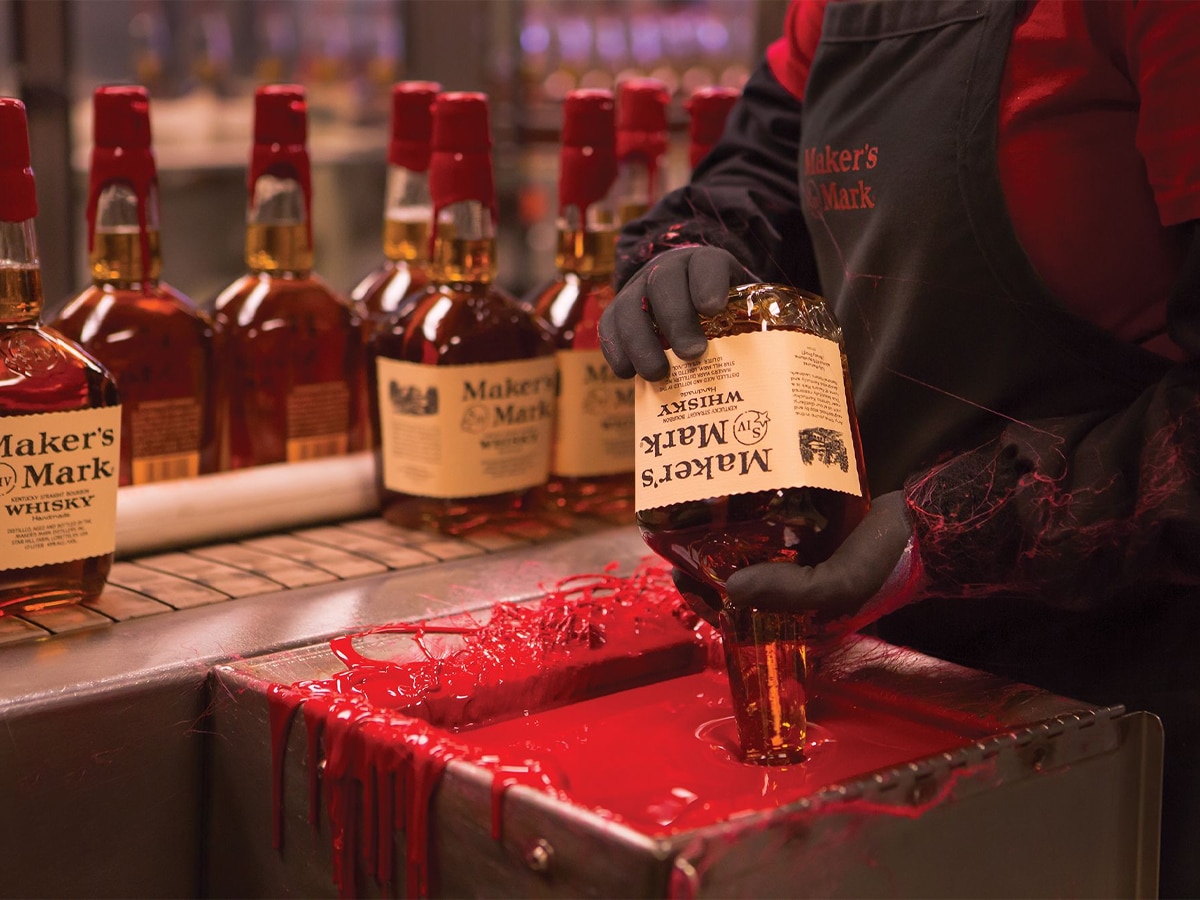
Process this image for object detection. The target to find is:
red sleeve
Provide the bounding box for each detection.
[1120,0,1200,226]
[765,0,828,102]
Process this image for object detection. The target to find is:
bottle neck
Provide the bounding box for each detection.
[89,182,163,288]
[556,204,617,278]
[0,219,43,323]
[615,157,658,225]
[432,200,495,284]
[245,174,313,275]
[382,166,431,264]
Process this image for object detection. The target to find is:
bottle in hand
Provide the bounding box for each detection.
[54,85,218,486]
[633,283,871,763]
[526,89,634,518]
[213,85,364,469]
[0,98,121,614]
[370,92,557,535]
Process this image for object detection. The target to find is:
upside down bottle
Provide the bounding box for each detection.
[685,85,739,171]
[0,98,122,613]
[349,81,441,330]
[54,85,218,486]
[614,78,669,224]
[526,89,634,518]
[214,85,364,469]
[634,283,871,763]
[370,92,557,535]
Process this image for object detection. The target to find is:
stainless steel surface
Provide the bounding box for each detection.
[0,519,645,899]
[206,616,1163,899]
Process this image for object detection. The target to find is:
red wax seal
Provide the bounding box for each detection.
[0,98,38,223]
[389,81,441,172]
[428,92,496,243]
[559,89,617,219]
[249,85,312,231]
[87,86,158,264]
[685,86,739,169]
[616,78,669,164]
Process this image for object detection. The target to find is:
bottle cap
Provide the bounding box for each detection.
[616,78,669,163]
[428,92,496,232]
[87,86,159,261]
[559,89,617,218]
[685,86,738,169]
[249,84,312,234]
[389,81,441,172]
[0,98,38,223]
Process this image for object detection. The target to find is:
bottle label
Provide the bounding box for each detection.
[131,397,202,483]
[286,381,351,461]
[0,406,122,571]
[634,330,861,511]
[552,348,635,478]
[377,356,557,498]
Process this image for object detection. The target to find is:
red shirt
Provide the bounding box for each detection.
[768,0,1200,359]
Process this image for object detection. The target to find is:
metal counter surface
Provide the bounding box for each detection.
[0,518,647,899]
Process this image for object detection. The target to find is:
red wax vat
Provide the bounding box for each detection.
[205,565,1162,899]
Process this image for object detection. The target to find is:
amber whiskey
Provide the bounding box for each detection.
[614,78,669,224]
[371,92,556,535]
[526,89,634,518]
[635,283,871,590]
[0,98,122,614]
[350,82,441,330]
[213,85,364,469]
[53,86,217,486]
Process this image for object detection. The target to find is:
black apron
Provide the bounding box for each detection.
[799,4,1197,893]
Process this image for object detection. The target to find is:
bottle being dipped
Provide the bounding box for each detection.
[526,89,634,519]
[54,85,218,486]
[633,283,871,764]
[0,98,122,614]
[214,85,364,469]
[614,77,669,224]
[371,92,557,535]
[349,81,441,331]
[685,85,739,172]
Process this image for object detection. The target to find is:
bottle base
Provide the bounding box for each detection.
[0,556,111,616]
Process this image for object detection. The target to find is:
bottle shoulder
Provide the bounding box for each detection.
[0,323,120,414]
[214,272,356,329]
[55,282,215,339]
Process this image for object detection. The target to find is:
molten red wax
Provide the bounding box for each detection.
[267,563,991,898]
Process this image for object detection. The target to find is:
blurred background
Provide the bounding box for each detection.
[1,0,786,313]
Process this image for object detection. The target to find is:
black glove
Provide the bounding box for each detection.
[672,491,924,638]
[600,245,751,381]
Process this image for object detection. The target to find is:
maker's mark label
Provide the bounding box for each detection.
[633,330,860,511]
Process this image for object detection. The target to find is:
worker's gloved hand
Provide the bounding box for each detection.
[672,491,924,638]
[599,246,750,382]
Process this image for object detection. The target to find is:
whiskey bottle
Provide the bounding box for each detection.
[213,85,364,469]
[526,89,634,517]
[634,282,870,589]
[614,78,669,224]
[371,92,557,535]
[350,81,441,330]
[634,283,871,765]
[0,98,122,613]
[685,85,739,171]
[54,85,218,486]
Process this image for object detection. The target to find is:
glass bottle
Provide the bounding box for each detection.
[685,85,739,171]
[0,98,122,614]
[633,283,871,764]
[614,77,669,224]
[349,81,441,331]
[526,89,634,518]
[370,92,557,535]
[213,85,364,469]
[54,85,218,486]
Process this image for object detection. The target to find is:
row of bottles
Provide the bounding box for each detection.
[0,77,739,614]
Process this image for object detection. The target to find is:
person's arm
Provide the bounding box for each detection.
[614,58,817,294]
